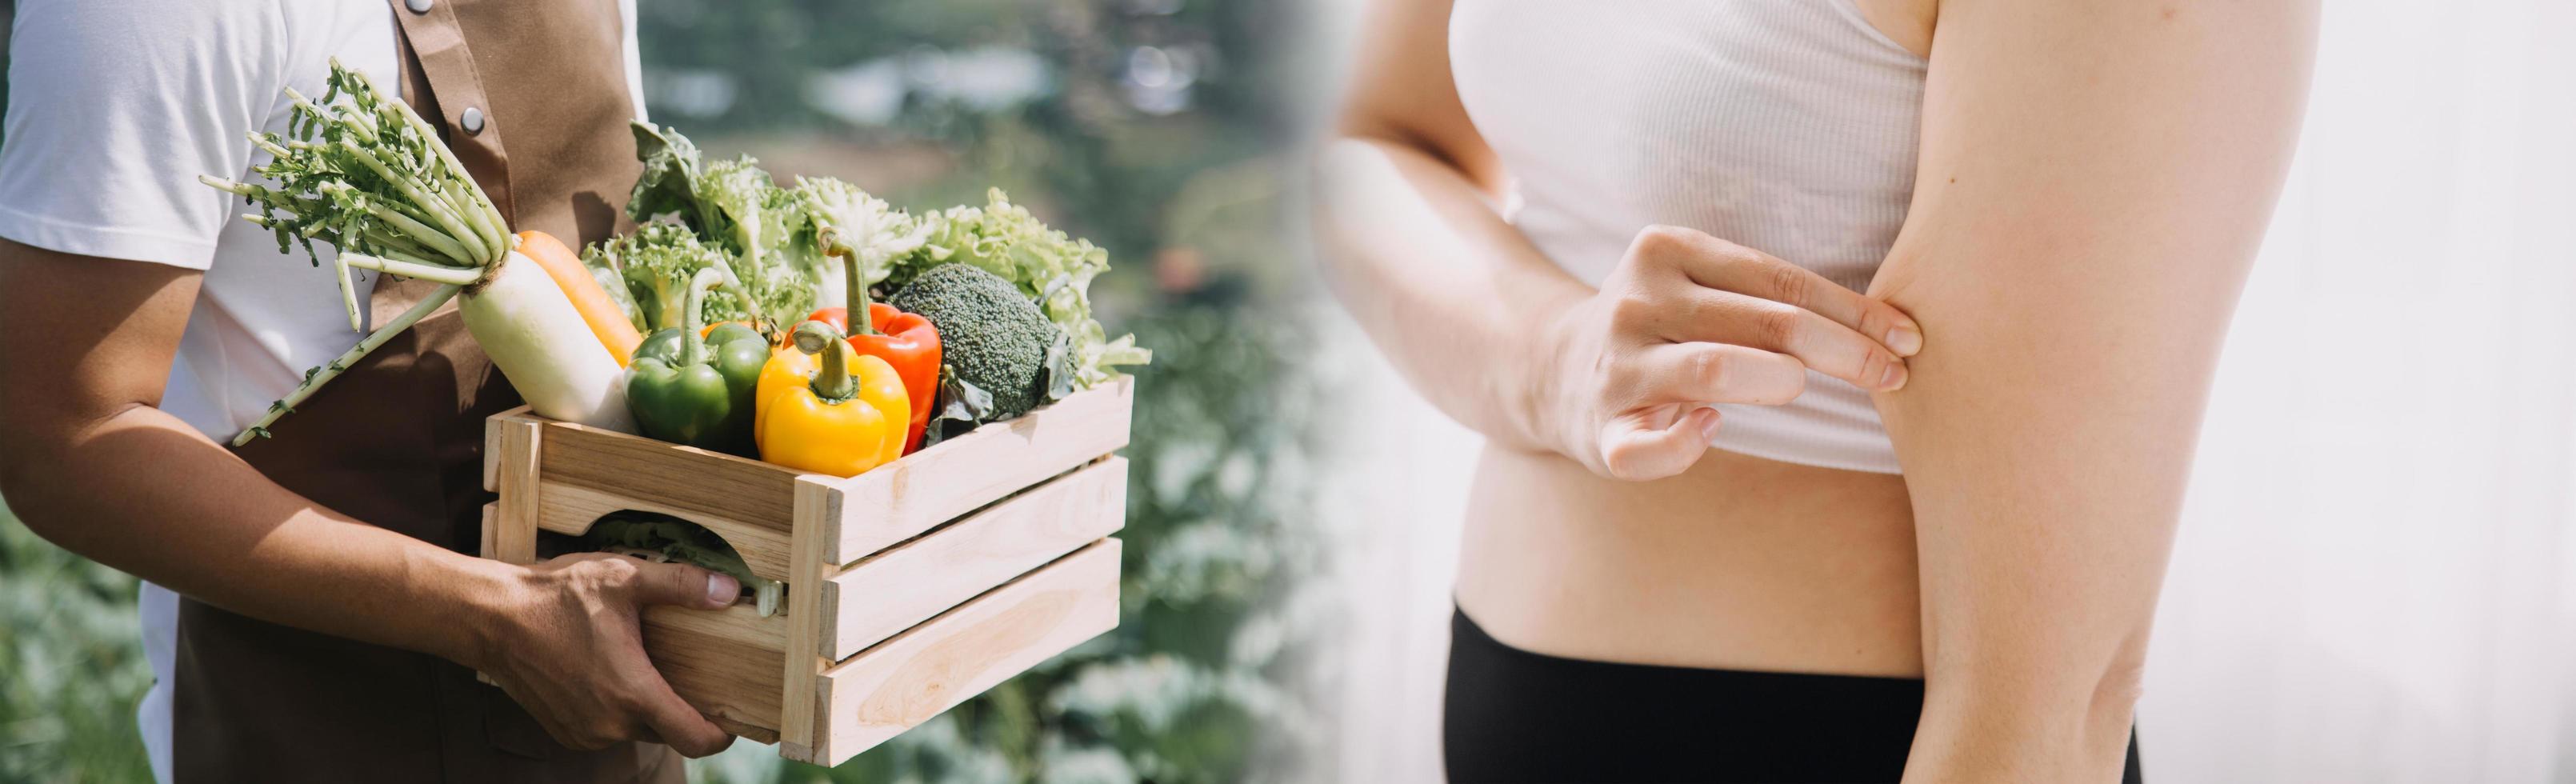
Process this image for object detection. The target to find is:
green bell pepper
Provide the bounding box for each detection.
[626,268,771,455]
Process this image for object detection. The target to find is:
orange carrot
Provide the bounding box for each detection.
[514,230,642,366]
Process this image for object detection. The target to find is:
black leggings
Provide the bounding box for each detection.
[1444,609,2144,783]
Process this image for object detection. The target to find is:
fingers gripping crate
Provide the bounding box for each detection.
[477,378,1134,766]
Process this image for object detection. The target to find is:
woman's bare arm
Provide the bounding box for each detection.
[1869,1,2317,779]
[1316,0,1590,454]
[1320,0,1921,480]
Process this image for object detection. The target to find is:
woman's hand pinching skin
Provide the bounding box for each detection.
[1530,225,1923,482]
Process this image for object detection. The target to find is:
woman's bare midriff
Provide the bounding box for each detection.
[1453,442,1924,678]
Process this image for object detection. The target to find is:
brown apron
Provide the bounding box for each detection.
[172,1,674,781]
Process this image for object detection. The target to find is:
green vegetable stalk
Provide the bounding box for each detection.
[198,58,512,445]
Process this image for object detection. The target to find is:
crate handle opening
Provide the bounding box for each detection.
[545,511,791,617]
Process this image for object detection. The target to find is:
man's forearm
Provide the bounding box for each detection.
[5,404,512,668]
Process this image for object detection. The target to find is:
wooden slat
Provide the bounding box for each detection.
[797,539,1122,766]
[820,458,1126,660]
[713,717,777,746]
[479,382,1136,762]
[482,406,534,492]
[643,602,790,742]
[537,418,802,530]
[478,502,498,559]
[822,378,1133,565]
[776,478,835,759]
[538,481,797,583]
[492,418,543,566]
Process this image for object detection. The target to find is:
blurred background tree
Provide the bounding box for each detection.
[0,0,1334,782]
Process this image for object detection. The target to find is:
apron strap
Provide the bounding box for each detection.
[389,1,516,220]
[371,5,472,324]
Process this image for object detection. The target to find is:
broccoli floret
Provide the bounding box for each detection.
[889,263,1058,420]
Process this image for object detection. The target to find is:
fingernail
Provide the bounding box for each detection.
[1886,325,1923,357]
[706,574,740,606]
[1696,408,1722,440]
[1879,362,1909,391]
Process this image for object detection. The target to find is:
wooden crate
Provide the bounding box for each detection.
[477,378,1134,766]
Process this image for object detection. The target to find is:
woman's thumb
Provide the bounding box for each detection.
[1598,406,1721,482]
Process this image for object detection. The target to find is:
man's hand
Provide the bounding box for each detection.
[469,554,742,758]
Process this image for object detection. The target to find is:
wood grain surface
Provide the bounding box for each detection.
[819,458,1127,659]
[794,539,1122,766]
[819,378,1133,565]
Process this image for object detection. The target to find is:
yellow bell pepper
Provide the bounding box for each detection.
[756,321,910,476]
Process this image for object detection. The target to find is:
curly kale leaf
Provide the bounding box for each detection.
[623,121,810,327]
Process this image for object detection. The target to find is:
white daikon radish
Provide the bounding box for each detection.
[458,248,635,431]
[202,58,640,442]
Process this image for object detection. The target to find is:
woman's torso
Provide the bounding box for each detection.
[1446,1,1934,677]
[1451,0,1926,474]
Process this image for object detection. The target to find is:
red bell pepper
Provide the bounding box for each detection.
[806,295,938,454]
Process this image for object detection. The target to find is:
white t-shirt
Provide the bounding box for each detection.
[0,2,644,781]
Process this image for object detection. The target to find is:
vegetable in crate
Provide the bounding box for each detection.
[516,230,643,367]
[899,190,1152,391]
[802,187,940,453]
[626,269,769,455]
[622,122,822,330]
[200,59,642,442]
[807,301,938,454]
[757,322,909,476]
[888,263,1058,422]
[586,222,742,335]
[782,177,918,314]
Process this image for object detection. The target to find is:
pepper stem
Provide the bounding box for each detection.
[680,268,726,366]
[792,321,857,401]
[841,245,878,335]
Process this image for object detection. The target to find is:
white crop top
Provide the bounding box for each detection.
[1450,2,1926,474]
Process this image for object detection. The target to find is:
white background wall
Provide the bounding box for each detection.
[1314,2,2576,782]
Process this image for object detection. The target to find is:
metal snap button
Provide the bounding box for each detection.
[460,106,486,135]
[404,0,433,14]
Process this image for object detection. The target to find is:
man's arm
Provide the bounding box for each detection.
[0,242,736,756]
[0,244,502,655]
[1869,1,2317,780]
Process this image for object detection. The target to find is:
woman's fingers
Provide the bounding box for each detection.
[1576,225,1922,482]
[1616,342,1808,406]
[1661,293,1908,392]
[1598,405,1722,482]
[1713,250,1923,358]
[1637,224,1923,357]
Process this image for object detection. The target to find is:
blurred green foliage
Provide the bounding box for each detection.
[0,511,154,783]
[654,1,1330,781]
[0,0,1324,781]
